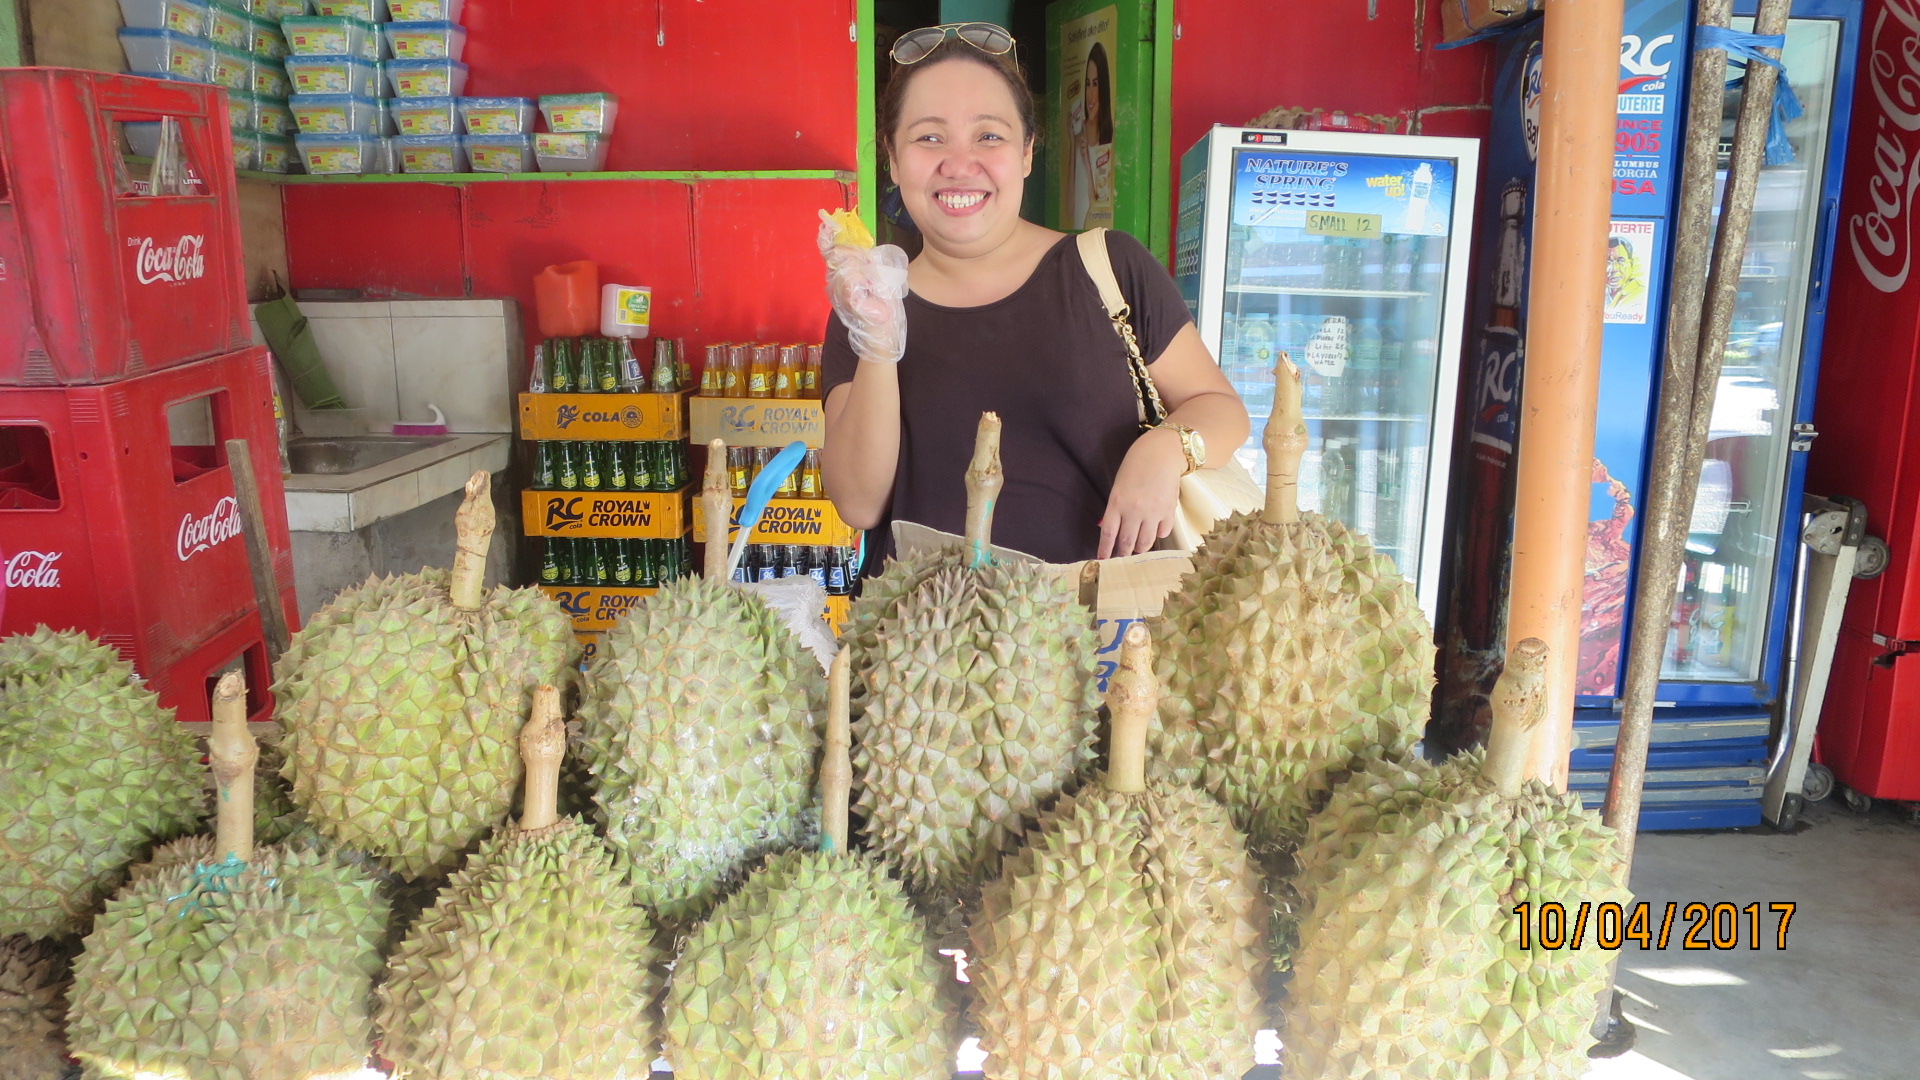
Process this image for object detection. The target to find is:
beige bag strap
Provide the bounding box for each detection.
[1077,228,1168,430]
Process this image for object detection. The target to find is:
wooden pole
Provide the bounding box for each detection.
[518,685,565,832]
[1106,623,1155,794]
[822,648,853,852]
[449,471,494,611]
[1608,0,1789,867]
[702,438,731,582]
[223,438,291,665]
[209,669,256,863]
[1507,0,1627,787]
[964,413,1003,569]
[1262,353,1306,526]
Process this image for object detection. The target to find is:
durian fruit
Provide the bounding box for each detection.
[575,440,824,924]
[970,623,1267,1079]
[0,627,204,939]
[852,413,1101,902]
[0,933,75,1080]
[377,685,660,1080]
[1150,357,1435,850]
[663,649,955,1079]
[276,471,579,879]
[1284,639,1632,1080]
[67,671,389,1080]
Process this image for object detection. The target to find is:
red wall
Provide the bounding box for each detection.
[1170,0,1496,149]
[282,0,862,356]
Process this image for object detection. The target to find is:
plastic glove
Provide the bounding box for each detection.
[818,210,910,364]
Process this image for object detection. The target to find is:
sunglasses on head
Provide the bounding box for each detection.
[890,22,1016,65]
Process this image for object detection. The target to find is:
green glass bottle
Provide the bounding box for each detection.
[609,538,634,585]
[607,440,629,490]
[555,441,580,491]
[579,441,604,491]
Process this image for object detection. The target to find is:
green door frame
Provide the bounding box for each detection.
[1,0,24,66]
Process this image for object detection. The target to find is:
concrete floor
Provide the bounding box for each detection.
[1585,798,1920,1080]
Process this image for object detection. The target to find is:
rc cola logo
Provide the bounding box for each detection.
[129,235,209,285]
[1521,41,1544,163]
[545,497,585,531]
[555,404,581,430]
[1850,0,1920,293]
[4,551,62,588]
[177,497,242,561]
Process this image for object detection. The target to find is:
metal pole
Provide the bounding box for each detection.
[1606,0,1793,868]
[1509,0,1628,787]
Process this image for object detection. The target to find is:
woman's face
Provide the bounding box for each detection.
[890,58,1033,257]
[1084,59,1101,123]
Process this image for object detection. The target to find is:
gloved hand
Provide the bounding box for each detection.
[818,210,910,364]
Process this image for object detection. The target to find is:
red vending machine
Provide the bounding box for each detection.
[1806,0,1920,804]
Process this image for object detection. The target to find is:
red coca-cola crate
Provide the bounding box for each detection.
[0,346,298,723]
[0,68,249,386]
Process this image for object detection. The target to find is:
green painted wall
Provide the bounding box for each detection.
[1,0,23,66]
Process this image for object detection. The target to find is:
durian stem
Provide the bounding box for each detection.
[822,647,853,852]
[702,438,731,582]
[964,412,1003,569]
[1484,638,1550,796]
[518,685,566,832]
[1263,352,1309,526]
[1106,623,1155,794]
[209,669,256,863]
[449,471,494,611]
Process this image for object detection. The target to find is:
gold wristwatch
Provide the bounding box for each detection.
[1160,421,1205,475]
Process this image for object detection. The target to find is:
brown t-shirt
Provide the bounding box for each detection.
[823,229,1193,568]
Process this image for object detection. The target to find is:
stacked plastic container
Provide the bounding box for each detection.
[534,92,616,173]
[114,0,300,173]
[280,0,470,174]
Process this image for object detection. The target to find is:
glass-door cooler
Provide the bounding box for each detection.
[1174,126,1480,620]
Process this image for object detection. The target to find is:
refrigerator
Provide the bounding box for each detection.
[1805,0,1920,805]
[1173,126,1481,622]
[1438,0,1862,829]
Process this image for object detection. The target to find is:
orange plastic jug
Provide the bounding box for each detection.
[533,260,600,338]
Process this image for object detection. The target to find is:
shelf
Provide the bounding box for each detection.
[1227,284,1432,299]
[248,168,854,185]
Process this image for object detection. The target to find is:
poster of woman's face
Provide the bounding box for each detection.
[1061,6,1119,230]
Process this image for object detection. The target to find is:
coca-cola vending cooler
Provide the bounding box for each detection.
[1805,0,1920,807]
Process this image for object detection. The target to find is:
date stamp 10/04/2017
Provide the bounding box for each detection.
[1512,901,1796,951]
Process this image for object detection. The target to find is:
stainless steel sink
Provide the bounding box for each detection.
[287,436,452,475]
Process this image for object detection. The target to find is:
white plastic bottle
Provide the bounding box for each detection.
[1405,163,1434,234]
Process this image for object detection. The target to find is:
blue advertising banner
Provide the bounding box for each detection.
[1229,150,1459,236]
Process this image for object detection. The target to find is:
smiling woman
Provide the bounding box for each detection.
[818,23,1248,571]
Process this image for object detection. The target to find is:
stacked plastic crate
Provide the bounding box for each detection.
[0,70,300,723]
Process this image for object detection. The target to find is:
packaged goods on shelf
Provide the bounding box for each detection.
[388,94,457,135]
[395,133,465,173]
[226,126,257,169]
[209,42,252,90]
[374,133,398,173]
[386,57,467,97]
[252,58,291,97]
[206,1,249,46]
[539,92,617,134]
[290,92,385,134]
[313,0,383,19]
[117,0,209,36]
[296,132,379,174]
[221,87,259,131]
[253,0,311,18]
[254,131,295,172]
[281,14,382,59]
[459,97,535,135]
[256,97,296,134]
[286,54,378,96]
[118,28,212,82]
[247,11,290,57]
[384,20,466,59]
[466,133,535,173]
[535,132,608,173]
[386,0,461,20]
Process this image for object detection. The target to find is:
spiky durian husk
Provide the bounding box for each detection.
[376,818,658,1080]
[842,547,965,714]
[856,561,1101,901]
[1284,752,1631,1080]
[969,776,1267,1079]
[1149,512,1434,850]
[275,570,579,879]
[66,836,387,1080]
[577,576,823,924]
[0,628,204,940]
[0,934,75,1080]
[664,850,953,1079]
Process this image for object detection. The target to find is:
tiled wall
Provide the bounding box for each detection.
[261,299,521,435]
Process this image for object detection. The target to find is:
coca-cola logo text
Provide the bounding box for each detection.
[129,234,208,286]
[1850,0,1920,293]
[4,551,62,588]
[177,497,241,561]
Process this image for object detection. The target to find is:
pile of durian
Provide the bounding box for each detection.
[0,359,1628,1080]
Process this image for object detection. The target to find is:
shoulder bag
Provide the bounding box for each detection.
[1076,228,1266,553]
